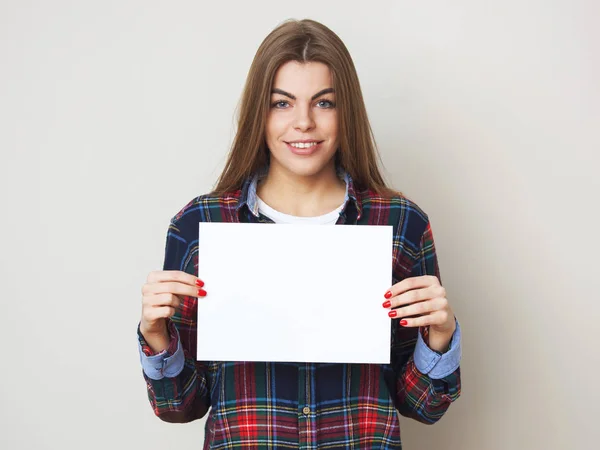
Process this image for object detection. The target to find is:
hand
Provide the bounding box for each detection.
[140,270,206,338]
[382,275,455,336]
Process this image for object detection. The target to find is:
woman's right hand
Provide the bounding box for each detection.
[139,270,206,352]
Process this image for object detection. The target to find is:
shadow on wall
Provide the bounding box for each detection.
[379,117,570,447]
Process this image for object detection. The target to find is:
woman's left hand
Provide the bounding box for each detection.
[382,275,456,350]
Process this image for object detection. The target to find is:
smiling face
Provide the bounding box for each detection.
[265,61,339,179]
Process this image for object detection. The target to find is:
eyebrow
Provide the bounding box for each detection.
[271,87,335,101]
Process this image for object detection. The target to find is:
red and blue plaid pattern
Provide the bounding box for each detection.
[138,173,461,449]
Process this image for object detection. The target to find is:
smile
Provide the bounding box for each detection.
[286,141,323,149]
[285,141,323,155]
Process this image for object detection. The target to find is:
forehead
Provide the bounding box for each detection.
[272,61,333,94]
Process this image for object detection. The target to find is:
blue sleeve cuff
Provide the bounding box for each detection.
[137,328,185,380]
[413,319,461,379]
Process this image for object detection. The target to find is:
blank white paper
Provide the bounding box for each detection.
[197,222,393,364]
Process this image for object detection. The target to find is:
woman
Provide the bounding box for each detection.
[138,18,461,449]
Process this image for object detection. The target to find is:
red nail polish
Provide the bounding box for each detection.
[197,288,207,297]
[196,279,204,287]
[384,291,392,299]
[388,310,397,318]
[400,319,408,326]
[382,300,391,308]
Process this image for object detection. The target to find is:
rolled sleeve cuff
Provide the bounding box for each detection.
[414,319,461,379]
[137,325,185,380]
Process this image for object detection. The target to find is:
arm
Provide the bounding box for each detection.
[137,220,212,423]
[390,221,461,424]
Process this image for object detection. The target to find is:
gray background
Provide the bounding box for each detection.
[1,1,598,449]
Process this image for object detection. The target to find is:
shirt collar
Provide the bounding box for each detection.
[236,167,363,221]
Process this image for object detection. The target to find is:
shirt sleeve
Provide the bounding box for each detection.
[390,218,462,424]
[413,318,462,379]
[138,218,212,423]
[137,320,185,380]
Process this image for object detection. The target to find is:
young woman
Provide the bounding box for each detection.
[138,19,461,449]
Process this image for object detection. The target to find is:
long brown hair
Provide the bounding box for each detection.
[213,19,394,196]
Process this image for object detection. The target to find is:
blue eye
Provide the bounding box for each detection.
[317,99,336,108]
[272,100,289,108]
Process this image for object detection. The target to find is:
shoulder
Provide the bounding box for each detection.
[358,189,430,230]
[167,190,242,238]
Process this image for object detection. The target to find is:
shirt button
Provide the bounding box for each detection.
[302,406,311,415]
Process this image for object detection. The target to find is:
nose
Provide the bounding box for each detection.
[293,104,315,132]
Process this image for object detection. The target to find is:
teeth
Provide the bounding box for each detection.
[290,142,318,149]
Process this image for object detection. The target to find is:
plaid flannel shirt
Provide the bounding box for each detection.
[138,171,461,449]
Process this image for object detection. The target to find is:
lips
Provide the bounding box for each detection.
[285,140,324,145]
[285,140,323,155]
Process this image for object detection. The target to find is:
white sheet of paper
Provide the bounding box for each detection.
[197,222,393,364]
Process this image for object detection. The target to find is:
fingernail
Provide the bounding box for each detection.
[196,279,205,287]
[382,300,391,308]
[384,291,392,299]
[197,288,207,297]
[388,310,397,318]
[400,319,408,326]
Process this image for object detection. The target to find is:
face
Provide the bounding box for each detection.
[265,61,338,179]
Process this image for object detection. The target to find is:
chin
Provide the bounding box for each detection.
[273,154,337,179]
[268,141,337,176]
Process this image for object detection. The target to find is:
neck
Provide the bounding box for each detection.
[257,161,346,217]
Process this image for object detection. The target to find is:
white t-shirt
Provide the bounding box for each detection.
[257,196,344,225]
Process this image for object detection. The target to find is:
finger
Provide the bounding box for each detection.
[143,293,181,309]
[397,310,447,327]
[146,270,204,288]
[388,297,447,319]
[384,275,440,299]
[144,281,207,298]
[145,305,177,322]
[384,284,445,308]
